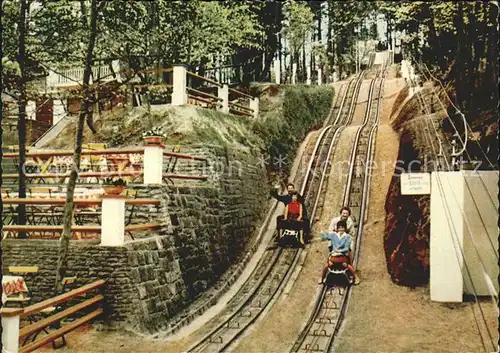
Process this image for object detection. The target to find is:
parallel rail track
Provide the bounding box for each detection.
[186,72,367,353]
[291,63,387,353]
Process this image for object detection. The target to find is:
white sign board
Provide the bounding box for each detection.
[401,173,431,195]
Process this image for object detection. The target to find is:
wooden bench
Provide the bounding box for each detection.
[16,280,106,353]
[26,276,79,348]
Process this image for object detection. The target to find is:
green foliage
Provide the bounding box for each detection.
[253,85,334,175]
[325,0,378,76]
[283,1,314,60]
[382,1,498,112]
[103,177,127,186]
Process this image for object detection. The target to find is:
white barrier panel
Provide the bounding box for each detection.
[461,171,498,296]
[430,172,464,302]
[430,171,499,302]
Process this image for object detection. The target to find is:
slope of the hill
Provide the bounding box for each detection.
[335,66,497,353]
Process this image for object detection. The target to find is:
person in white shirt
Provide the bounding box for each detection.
[329,206,355,236]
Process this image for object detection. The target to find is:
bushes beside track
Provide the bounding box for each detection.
[253,84,334,178]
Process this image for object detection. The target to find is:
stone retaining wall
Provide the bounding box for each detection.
[2,145,268,333]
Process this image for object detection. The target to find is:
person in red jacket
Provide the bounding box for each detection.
[282,192,304,246]
[271,183,310,242]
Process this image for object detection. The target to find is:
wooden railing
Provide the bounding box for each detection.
[1,280,105,353]
[186,71,223,109]
[2,144,208,186]
[2,197,161,241]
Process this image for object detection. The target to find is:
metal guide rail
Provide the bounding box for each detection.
[186,72,367,353]
[291,65,387,353]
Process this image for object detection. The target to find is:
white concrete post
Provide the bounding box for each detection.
[250,98,259,119]
[430,172,464,302]
[100,195,125,246]
[111,60,121,81]
[217,84,229,114]
[317,68,322,85]
[273,59,280,84]
[292,63,297,84]
[306,65,311,85]
[2,309,21,353]
[171,64,188,106]
[47,70,59,88]
[143,138,164,184]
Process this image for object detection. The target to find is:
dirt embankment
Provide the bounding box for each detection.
[335,72,497,353]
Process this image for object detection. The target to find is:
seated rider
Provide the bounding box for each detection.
[329,206,355,264]
[318,220,360,285]
[271,182,310,241]
[282,191,304,246]
[329,206,355,238]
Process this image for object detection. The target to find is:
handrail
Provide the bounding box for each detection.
[132,84,173,89]
[21,280,105,317]
[163,151,207,161]
[4,225,102,233]
[163,173,208,180]
[2,171,142,179]
[229,108,253,117]
[6,148,206,162]
[1,198,160,206]
[3,147,144,158]
[19,308,103,353]
[229,87,253,100]
[187,87,222,101]
[229,101,254,113]
[3,171,205,180]
[188,94,222,107]
[136,67,173,75]
[31,112,70,147]
[187,71,223,88]
[3,223,161,233]
[0,307,24,318]
[19,294,104,339]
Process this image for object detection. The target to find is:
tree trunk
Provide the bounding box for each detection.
[454,2,466,111]
[54,0,99,294]
[17,0,28,238]
[327,11,333,68]
[1,5,5,246]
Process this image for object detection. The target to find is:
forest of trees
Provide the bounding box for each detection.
[2,1,497,100]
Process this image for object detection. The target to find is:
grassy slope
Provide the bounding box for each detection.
[43,85,334,171]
